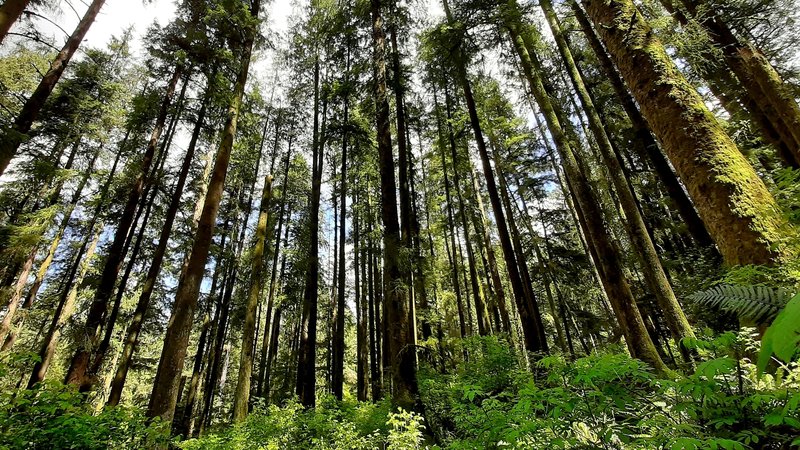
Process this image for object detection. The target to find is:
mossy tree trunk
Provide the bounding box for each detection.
[582,0,792,267]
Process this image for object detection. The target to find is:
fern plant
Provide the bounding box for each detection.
[688,284,794,325]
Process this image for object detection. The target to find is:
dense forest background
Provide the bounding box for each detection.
[0,0,799,448]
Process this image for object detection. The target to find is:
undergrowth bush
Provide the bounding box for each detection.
[0,380,168,449]
[419,333,800,449]
[178,396,427,450]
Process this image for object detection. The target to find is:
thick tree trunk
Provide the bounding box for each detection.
[106,80,211,407]
[371,0,417,409]
[582,0,792,266]
[0,0,29,44]
[537,0,695,352]
[147,0,261,426]
[0,0,106,175]
[570,2,713,248]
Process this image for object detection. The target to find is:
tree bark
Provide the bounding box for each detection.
[0,0,29,44]
[232,175,272,422]
[371,0,417,409]
[582,0,792,267]
[537,0,696,352]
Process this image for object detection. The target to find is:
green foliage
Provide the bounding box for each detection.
[418,335,800,449]
[179,396,428,449]
[759,293,800,372]
[0,380,168,449]
[687,284,794,324]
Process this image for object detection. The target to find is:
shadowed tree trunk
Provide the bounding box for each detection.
[371,0,417,409]
[0,0,29,44]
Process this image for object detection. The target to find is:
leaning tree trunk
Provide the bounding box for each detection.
[106,81,212,407]
[147,0,261,426]
[537,0,695,352]
[64,65,184,392]
[582,0,792,267]
[505,13,668,373]
[0,0,106,176]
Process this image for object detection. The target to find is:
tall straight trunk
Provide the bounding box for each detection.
[0,0,106,176]
[257,133,293,398]
[443,0,546,354]
[296,56,323,407]
[367,219,382,401]
[582,0,791,266]
[465,162,511,335]
[505,14,666,372]
[64,66,184,390]
[431,88,468,341]
[232,175,272,422]
[332,80,349,400]
[570,2,712,248]
[148,0,261,425]
[355,195,368,401]
[371,0,417,409]
[536,0,695,351]
[0,0,29,44]
[106,79,212,407]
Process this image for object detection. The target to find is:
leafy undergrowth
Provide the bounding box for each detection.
[182,333,800,450]
[0,380,168,449]
[1,332,798,449]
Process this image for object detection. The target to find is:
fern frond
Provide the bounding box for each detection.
[688,284,794,325]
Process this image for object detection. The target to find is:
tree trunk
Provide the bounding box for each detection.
[537,0,696,352]
[106,79,211,407]
[505,14,667,372]
[0,0,29,44]
[296,54,323,407]
[0,0,106,176]
[64,66,184,391]
[232,175,272,422]
[147,0,261,426]
[443,0,547,354]
[371,0,417,409]
[582,0,792,266]
[332,77,349,401]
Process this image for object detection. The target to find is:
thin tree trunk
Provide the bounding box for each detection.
[332,75,350,400]
[296,56,323,408]
[443,0,547,354]
[65,66,184,391]
[232,175,272,422]
[505,12,667,372]
[536,0,696,353]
